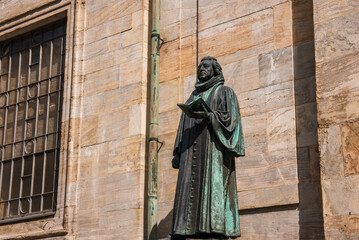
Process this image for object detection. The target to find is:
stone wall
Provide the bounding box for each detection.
[157,0,324,239]
[0,0,149,239]
[313,0,359,239]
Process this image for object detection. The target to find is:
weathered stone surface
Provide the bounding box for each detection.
[259,46,293,87]
[239,208,299,239]
[325,215,359,240]
[0,0,59,23]
[315,10,359,64]
[313,0,359,25]
[159,78,179,112]
[316,54,359,126]
[274,2,292,49]
[294,76,316,106]
[198,0,287,31]
[198,8,274,58]
[238,182,299,210]
[318,125,345,180]
[295,102,318,148]
[341,121,359,176]
[223,55,260,93]
[267,106,296,152]
[293,41,315,80]
[322,175,359,216]
[292,0,314,44]
[237,81,294,117]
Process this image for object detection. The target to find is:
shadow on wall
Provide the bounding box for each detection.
[157,209,173,239]
[292,0,325,239]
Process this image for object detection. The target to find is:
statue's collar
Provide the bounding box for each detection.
[195,75,224,93]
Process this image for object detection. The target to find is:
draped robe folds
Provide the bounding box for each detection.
[171,78,245,239]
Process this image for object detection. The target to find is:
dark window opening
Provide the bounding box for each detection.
[0,20,65,222]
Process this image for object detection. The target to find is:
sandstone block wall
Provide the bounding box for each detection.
[0,0,357,239]
[313,0,359,239]
[157,0,324,239]
[0,0,149,239]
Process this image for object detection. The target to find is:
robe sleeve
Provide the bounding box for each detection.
[209,86,245,157]
[173,112,186,156]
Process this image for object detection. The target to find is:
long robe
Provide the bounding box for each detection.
[171,81,245,239]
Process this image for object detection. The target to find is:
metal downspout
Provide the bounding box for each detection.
[147,0,161,239]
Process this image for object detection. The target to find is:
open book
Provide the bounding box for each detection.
[177,97,212,118]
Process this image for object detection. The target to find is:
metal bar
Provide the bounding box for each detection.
[147,0,161,239]
[6,45,13,218]
[0,210,54,224]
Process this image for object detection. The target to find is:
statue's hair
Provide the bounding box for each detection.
[199,56,223,77]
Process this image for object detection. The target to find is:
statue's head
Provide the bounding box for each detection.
[197,56,223,82]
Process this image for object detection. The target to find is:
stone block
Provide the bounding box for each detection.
[158,109,181,135]
[313,0,359,25]
[293,41,315,80]
[315,7,359,64]
[237,80,294,117]
[292,0,314,45]
[295,102,318,148]
[82,93,106,118]
[239,208,299,239]
[325,215,359,239]
[84,51,116,75]
[198,8,273,58]
[198,0,287,31]
[237,166,285,191]
[84,38,108,61]
[84,65,120,97]
[98,108,130,143]
[316,54,359,126]
[86,0,141,29]
[0,0,58,24]
[309,144,321,182]
[274,2,292,49]
[259,47,293,87]
[161,0,180,27]
[159,78,179,113]
[322,175,359,216]
[158,170,178,202]
[266,106,296,152]
[158,131,177,171]
[294,76,316,106]
[318,125,345,180]
[182,74,196,102]
[341,121,359,176]
[81,116,99,147]
[129,103,146,136]
[162,22,180,42]
[160,40,180,82]
[107,136,145,174]
[104,83,143,111]
[119,57,143,87]
[238,182,299,209]
[223,55,260,94]
[298,182,323,210]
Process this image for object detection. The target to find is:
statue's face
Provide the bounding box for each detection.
[198,60,214,82]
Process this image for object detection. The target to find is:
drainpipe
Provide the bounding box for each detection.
[147,0,161,239]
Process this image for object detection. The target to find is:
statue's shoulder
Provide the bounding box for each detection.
[216,85,236,95]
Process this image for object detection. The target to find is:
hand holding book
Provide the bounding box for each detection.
[177,97,212,119]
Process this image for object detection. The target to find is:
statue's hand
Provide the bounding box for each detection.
[172,154,180,169]
[190,103,211,119]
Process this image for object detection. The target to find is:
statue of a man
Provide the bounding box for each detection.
[171,56,245,239]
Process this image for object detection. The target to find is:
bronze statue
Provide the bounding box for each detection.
[171,57,245,239]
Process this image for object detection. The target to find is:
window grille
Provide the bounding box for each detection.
[0,21,65,221]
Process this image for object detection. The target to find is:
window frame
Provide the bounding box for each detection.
[0,3,82,239]
[0,20,66,223]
